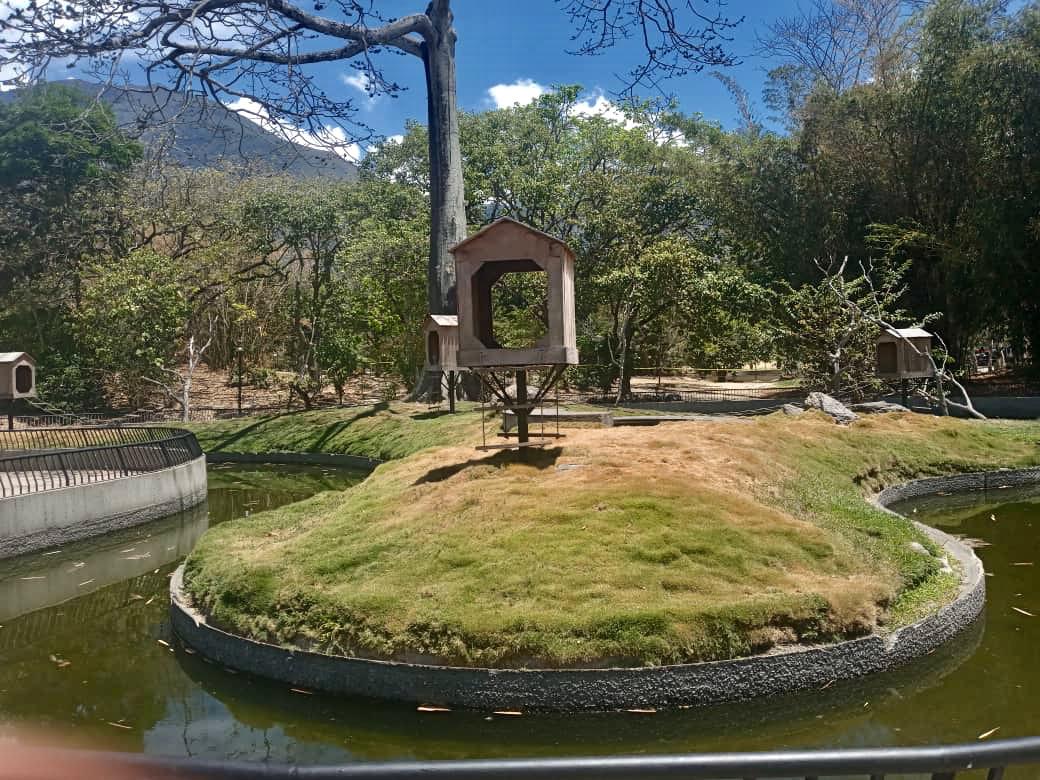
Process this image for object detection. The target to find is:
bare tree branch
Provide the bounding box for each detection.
[558,0,742,96]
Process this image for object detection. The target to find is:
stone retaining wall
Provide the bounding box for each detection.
[206,451,381,471]
[875,467,1040,507]
[0,455,207,559]
[166,466,1039,712]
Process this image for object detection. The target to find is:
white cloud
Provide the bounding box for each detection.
[227,96,363,162]
[487,78,546,109]
[341,70,374,97]
[385,133,404,145]
[485,82,640,132]
[569,92,638,129]
[567,90,690,146]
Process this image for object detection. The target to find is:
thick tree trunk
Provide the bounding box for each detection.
[422,0,466,315]
[416,2,480,402]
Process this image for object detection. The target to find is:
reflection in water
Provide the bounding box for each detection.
[0,504,209,624]
[0,468,1036,766]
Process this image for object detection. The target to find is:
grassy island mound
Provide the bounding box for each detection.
[184,407,1040,668]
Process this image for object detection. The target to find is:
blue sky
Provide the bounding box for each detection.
[311,0,802,149]
[24,0,803,157]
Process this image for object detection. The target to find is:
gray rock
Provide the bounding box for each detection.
[504,382,542,399]
[850,401,910,414]
[804,392,859,425]
[908,541,931,556]
[782,404,805,416]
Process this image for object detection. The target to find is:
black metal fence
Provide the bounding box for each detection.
[0,427,203,499]
[0,425,184,452]
[10,411,113,428]
[68,737,1040,779]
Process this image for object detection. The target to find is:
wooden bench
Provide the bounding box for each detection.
[501,409,613,433]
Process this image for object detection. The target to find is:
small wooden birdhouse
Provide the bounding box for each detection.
[452,218,578,369]
[0,352,36,400]
[876,328,934,380]
[423,314,461,373]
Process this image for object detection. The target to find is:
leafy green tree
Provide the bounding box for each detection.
[760,0,1040,365]
[76,250,190,407]
[458,87,704,396]
[777,259,910,400]
[0,83,141,409]
[232,178,355,407]
[338,181,430,385]
[680,261,775,374]
[0,83,140,296]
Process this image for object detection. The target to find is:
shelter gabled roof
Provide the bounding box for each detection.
[882,327,932,340]
[427,314,458,327]
[0,352,33,364]
[449,217,573,258]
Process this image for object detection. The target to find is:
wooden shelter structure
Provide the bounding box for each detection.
[450,219,579,447]
[876,328,935,380]
[876,328,934,406]
[454,217,578,368]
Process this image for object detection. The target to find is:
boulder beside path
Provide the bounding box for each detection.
[805,392,859,425]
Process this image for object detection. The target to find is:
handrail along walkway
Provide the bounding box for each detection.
[0,427,202,499]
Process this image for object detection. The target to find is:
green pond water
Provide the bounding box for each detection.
[0,468,1039,767]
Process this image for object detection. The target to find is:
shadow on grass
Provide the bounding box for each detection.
[209,413,292,452]
[410,410,453,421]
[412,446,562,486]
[310,402,389,451]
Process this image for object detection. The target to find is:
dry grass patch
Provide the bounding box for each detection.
[185,410,1040,667]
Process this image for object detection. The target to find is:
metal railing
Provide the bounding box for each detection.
[0,427,202,499]
[11,411,113,428]
[0,425,183,452]
[69,737,1040,778]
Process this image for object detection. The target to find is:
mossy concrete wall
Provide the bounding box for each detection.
[205,451,381,471]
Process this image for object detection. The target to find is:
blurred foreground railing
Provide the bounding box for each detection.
[0,427,202,499]
[69,737,1040,779]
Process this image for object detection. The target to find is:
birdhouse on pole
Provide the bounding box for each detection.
[423,314,460,374]
[423,314,463,413]
[0,352,36,400]
[0,352,36,430]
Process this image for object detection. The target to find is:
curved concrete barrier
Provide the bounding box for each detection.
[166,465,1037,712]
[0,455,207,559]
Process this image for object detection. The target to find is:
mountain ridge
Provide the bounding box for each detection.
[1,79,359,180]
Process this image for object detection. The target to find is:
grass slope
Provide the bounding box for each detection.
[186,402,483,461]
[184,410,1040,668]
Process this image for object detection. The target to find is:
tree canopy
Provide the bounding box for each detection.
[1,0,1038,412]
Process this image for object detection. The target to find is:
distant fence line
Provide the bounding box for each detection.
[0,427,202,499]
[584,387,805,404]
[11,406,287,428]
